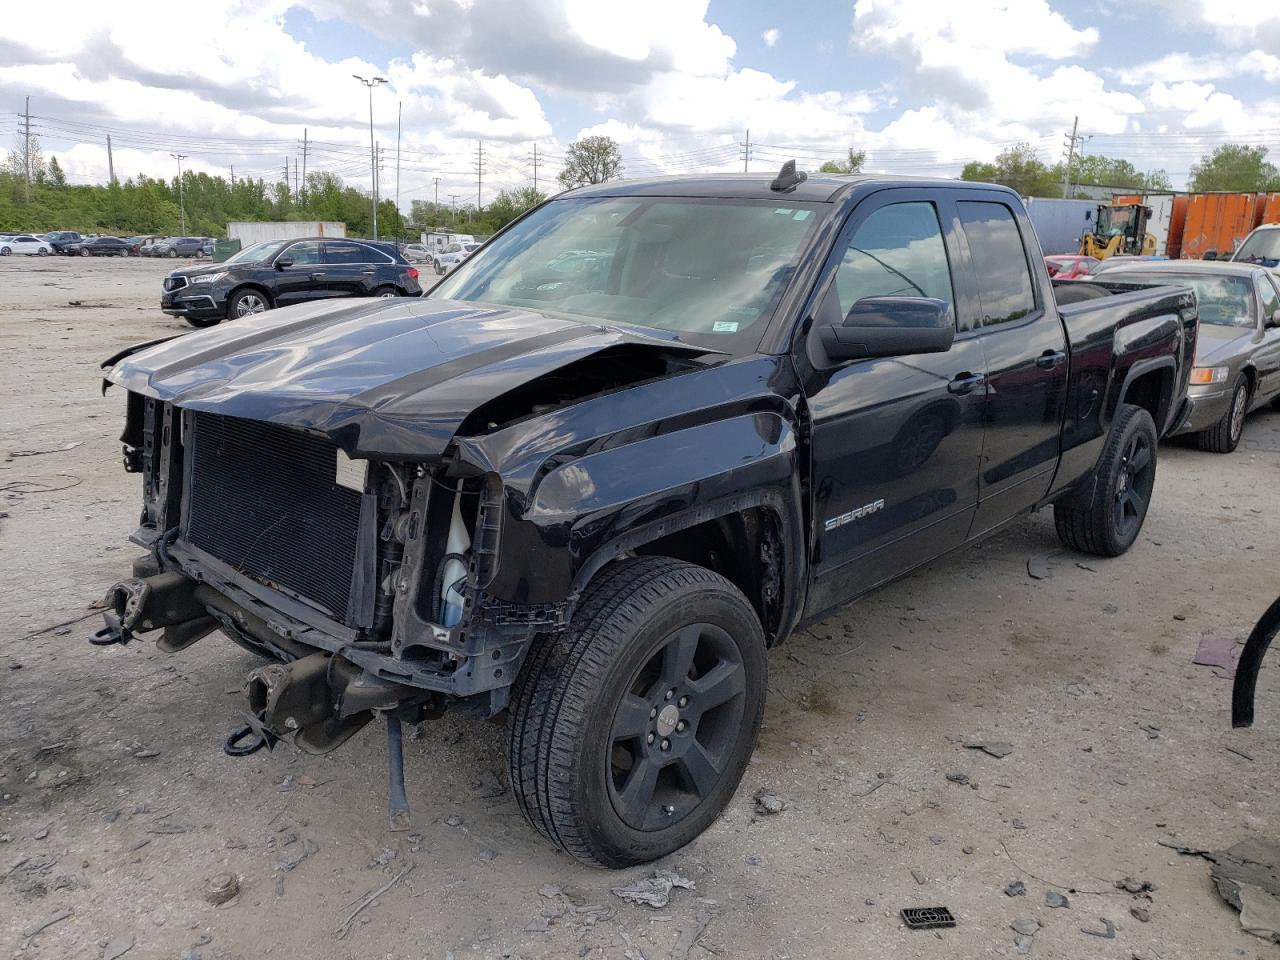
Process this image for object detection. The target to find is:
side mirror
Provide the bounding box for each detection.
[275,256,293,270]
[817,297,955,363]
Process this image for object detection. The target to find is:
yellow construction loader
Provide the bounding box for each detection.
[1079,203,1157,259]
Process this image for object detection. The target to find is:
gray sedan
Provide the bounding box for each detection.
[1103,260,1280,453]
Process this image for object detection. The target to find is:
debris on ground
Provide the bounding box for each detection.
[1004,880,1026,897]
[334,863,414,940]
[1080,917,1116,939]
[966,740,1013,759]
[273,839,318,873]
[1193,628,1242,671]
[1131,905,1151,922]
[1116,877,1158,894]
[8,440,83,457]
[901,907,956,930]
[1190,838,1280,944]
[1010,917,1039,954]
[103,935,135,960]
[538,883,562,899]
[22,908,72,940]
[1045,891,1070,909]
[753,789,787,815]
[1026,552,1063,580]
[670,908,713,960]
[524,916,550,933]
[204,873,239,905]
[610,870,695,909]
[945,772,970,785]
[910,868,927,885]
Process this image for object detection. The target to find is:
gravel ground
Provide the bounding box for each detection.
[2,256,1278,960]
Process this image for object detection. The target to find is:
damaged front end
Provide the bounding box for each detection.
[93,393,533,828]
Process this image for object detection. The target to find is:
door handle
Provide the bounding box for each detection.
[947,372,986,395]
[360,269,376,275]
[1036,350,1067,369]
[309,272,325,280]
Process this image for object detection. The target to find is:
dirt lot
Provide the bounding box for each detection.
[1,255,1278,960]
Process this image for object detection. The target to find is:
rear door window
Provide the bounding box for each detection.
[325,242,379,265]
[958,201,1037,326]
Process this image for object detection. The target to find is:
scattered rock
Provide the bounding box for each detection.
[1012,818,1027,831]
[966,741,1013,759]
[670,908,713,960]
[1131,906,1151,922]
[525,916,550,933]
[753,789,787,815]
[133,749,159,759]
[1013,934,1034,955]
[1005,881,1027,897]
[945,772,970,785]
[1010,918,1039,937]
[611,870,695,909]
[445,815,463,827]
[1045,891,1070,909]
[1116,877,1157,894]
[103,935,135,960]
[476,848,497,862]
[539,883,562,899]
[962,846,975,855]
[204,873,239,905]
[1203,838,1280,944]
[910,868,927,885]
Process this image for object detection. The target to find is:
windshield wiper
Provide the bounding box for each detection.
[848,247,927,297]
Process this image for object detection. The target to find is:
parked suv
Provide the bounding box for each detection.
[44,231,83,254]
[153,236,208,258]
[160,237,422,326]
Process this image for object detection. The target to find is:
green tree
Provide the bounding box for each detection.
[558,136,623,189]
[1055,154,1172,192]
[487,187,547,229]
[1189,145,1280,192]
[961,143,1061,197]
[46,156,66,188]
[818,149,866,175]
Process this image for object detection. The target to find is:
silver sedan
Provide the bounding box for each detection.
[1102,259,1280,453]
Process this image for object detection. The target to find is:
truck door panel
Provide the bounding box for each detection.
[956,200,1069,534]
[801,195,986,618]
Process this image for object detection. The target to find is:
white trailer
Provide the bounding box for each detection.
[227,221,347,246]
[421,231,475,254]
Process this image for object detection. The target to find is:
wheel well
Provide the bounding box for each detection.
[1241,366,1257,397]
[632,508,785,645]
[1121,367,1172,432]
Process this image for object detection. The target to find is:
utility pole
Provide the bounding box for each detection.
[106,134,116,185]
[293,157,300,198]
[1062,115,1082,199]
[395,101,402,219]
[474,141,485,213]
[432,176,441,215]
[301,128,308,202]
[171,153,188,235]
[230,164,235,186]
[529,142,539,193]
[353,74,388,239]
[21,96,31,201]
[449,194,460,228]
[741,129,751,172]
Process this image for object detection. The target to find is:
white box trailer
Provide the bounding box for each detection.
[227,221,347,246]
[421,231,475,254]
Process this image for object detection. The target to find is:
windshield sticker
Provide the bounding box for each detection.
[793,210,813,221]
[712,321,739,333]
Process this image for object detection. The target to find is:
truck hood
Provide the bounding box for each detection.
[107,297,714,459]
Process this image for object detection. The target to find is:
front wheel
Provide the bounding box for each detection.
[1054,403,1158,557]
[37,248,48,256]
[168,249,178,258]
[372,285,399,298]
[226,289,270,319]
[508,557,767,868]
[119,249,129,257]
[80,248,90,257]
[1197,375,1248,454]
[0,247,9,256]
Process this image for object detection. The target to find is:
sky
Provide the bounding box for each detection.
[3,0,1279,211]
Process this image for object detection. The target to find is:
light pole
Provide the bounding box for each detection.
[353,74,388,239]
[170,153,187,235]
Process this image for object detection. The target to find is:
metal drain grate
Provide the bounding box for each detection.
[901,907,956,930]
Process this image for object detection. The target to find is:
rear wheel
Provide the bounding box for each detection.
[168,249,178,258]
[226,289,269,319]
[1055,403,1158,557]
[0,247,9,256]
[509,557,767,868]
[37,247,48,256]
[119,249,129,257]
[185,316,221,329]
[80,248,90,257]
[371,285,399,298]
[1197,375,1248,454]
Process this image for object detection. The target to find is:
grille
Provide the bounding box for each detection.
[184,412,364,621]
[163,276,188,292]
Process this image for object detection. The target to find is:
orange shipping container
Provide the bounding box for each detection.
[1179,193,1267,259]
[1263,193,1280,226]
[1167,195,1188,260]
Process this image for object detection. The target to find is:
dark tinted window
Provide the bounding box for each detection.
[831,202,954,318]
[325,242,379,265]
[958,201,1036,326]
[284,241,323,265]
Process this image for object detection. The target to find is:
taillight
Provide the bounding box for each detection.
[408,267,419,280]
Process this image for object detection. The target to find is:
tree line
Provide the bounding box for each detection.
[4,131,1278,237]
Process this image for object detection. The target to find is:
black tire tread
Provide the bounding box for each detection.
[508,557,756,867]
[1054,403,1157,557]
[1196,376,1247,453]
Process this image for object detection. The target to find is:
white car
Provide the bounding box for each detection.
[0,234,53,256]
[403,243,431,263]
[434,241,480,274]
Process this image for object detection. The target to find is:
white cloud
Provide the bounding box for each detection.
[762,28,780,48]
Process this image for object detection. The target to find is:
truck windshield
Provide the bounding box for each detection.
[1116,272,1255,327]
[430,196,824,350]
[1234,229,1280,267]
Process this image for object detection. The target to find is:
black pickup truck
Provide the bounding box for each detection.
[96,167,1197,867]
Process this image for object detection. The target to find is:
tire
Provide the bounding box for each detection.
[0,247,9,256]
[226,288,270,319]
[80,248,90,257]
[434,260,444,276]
[372,285,399,298]
[1054,403,1158,557]
[37,248,48,256]
[168,249,178,258]
[1197,375,1248,454]
[119,249,129,257]
[185,316,221,329]
[508,557,767,868]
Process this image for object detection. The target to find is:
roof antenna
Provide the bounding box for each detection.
[770,159,807,193]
